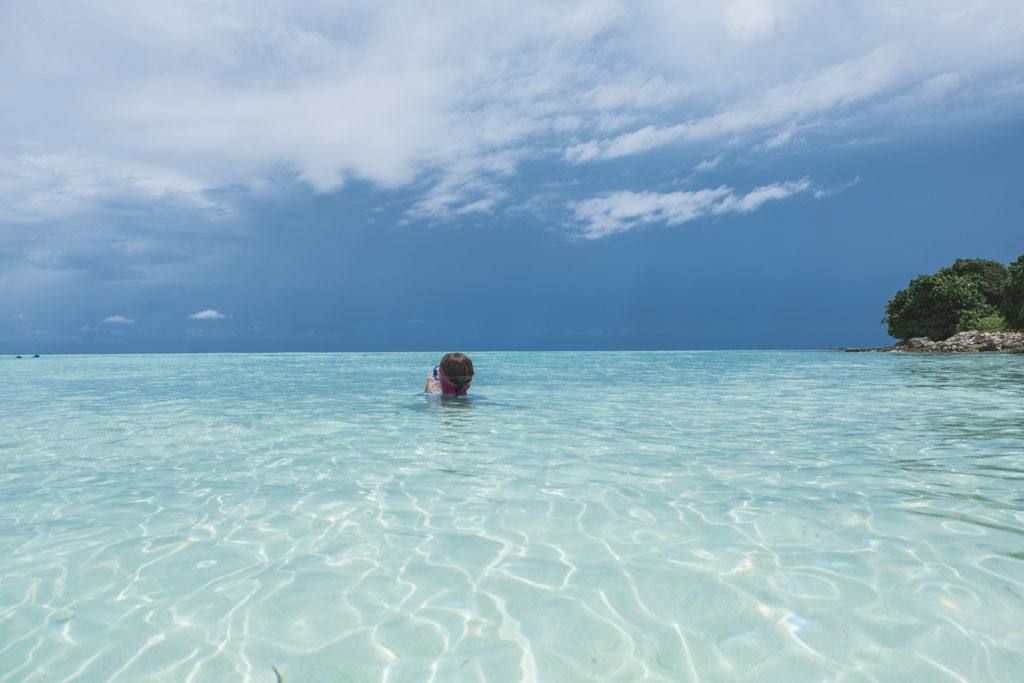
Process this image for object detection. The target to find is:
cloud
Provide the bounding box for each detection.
[693,155,723,172]
[102,315,135,324]
[0,151,222,223]
[1,0,1021,226]
[404,154,516,220]
[568,45,911,161]
[724,0,778,42]
[565,2,1024,162]
[187,308,230,320]
[1,1,626,222]
[13,313,29,320]
[813,175,861,198]
[571,178,813,239]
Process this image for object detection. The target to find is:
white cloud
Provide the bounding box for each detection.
[405,154,516,220]
[565,2,1024,162]
[572,178,813,239]
[13,313,29,320]
[1,1,627,221]
[694,155,723,172]
[725,0,778,42]
[570,45,911,161]
[1,1,1022,223]
[187,309,230,320]
[813,176,861,199]
[102,315,135,324]
[713,178,811,214]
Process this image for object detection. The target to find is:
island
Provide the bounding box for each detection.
[845,254,1024,353]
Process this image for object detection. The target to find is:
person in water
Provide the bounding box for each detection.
[425,352,474,396]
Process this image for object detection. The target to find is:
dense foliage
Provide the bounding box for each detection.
[884,273,990,340]
[884,255,1023,340]
[956,310,1007,334]
[1004,255,1024,330]
[940,258,1008,309]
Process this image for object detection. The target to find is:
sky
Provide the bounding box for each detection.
[2,0,1023,353]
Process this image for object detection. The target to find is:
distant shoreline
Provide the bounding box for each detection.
[842,330,1024,353]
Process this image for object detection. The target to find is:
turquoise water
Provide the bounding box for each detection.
[2,351,1023,682]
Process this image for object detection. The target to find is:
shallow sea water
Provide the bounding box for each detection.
[2,351,1024,682]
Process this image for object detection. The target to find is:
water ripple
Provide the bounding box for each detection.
[2,351,1023,681]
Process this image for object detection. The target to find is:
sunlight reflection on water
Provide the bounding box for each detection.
[2,351,1023,681]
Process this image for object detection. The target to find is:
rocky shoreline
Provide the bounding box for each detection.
[842,330,1024,353]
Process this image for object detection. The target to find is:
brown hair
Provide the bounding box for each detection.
[441,352,474,386]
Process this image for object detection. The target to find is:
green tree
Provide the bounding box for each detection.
[957,310,1007,333]
[1002,255,1024,330]
[884,272,990,340]
[940,258,1009,309]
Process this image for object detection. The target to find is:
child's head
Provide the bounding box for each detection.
[439,352,474,395]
